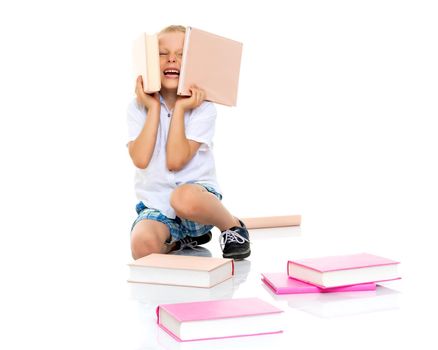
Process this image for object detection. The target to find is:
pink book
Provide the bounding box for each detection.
[156,297,283,342]
[177,27,243,106]
[261,273,376,294]
[287,253,400,289]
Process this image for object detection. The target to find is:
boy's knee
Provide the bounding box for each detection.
[131,235,162,260]
[170,185,200,218]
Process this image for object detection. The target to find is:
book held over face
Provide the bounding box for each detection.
[132,27,242,106]
[127,253,234,288]
[287,253,400,289]
[132,33,161,93]
[156,297,284,342]
[261,272,376,294]
[177,27,243,106]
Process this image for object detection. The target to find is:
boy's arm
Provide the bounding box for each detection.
[166,87,205,171]
[128,77,161,169]
[128,105,160,169]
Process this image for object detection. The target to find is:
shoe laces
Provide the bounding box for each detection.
[219,230,249,251]
[176,237,200,251]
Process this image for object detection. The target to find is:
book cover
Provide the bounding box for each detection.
[132,33,161,93]
[177,27,243,106]
[287,253,400,288]
[157,297,283,342]
[262,273,376,294]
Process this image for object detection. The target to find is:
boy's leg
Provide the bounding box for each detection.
[170,184,239,231]
[170,183,250,259]
[130,219,174,259]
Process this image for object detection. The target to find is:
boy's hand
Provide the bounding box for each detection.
[135,76,160,110]
[175,86,206,112]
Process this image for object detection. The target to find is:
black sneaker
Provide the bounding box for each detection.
[174,231,212,251]
[219,219,251,260]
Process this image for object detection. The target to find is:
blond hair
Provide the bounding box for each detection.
[159,25,186,35]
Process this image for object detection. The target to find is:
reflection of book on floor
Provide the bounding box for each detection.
[157,298,284,342]
[288,253,400,288]
[157,327,285,350]
[287,286,400,318]
[129,277,234,304]
[177,27,242,106]
[132,33,161,93]
[128,253,234,288]
[262,273,376,294]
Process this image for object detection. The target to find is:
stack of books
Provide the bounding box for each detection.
[261,253,400,294]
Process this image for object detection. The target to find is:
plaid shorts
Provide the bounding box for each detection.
[131,183,223,241]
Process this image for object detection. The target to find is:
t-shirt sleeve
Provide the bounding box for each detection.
[126,99,146,144]
[185,102,217,151]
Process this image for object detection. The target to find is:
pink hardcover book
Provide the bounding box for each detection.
[287,253,400,288]
[156,297,283,342]
[261,272,376,294]
[177,27,243,106]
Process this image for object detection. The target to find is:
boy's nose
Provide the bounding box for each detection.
[167,55,176,62]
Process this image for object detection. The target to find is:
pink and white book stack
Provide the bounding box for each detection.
[262,253,400,294]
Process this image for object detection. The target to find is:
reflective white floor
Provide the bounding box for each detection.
[120,225,436,349]
[3,221,438,349]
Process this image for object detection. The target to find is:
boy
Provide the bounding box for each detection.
[127,25,250,260]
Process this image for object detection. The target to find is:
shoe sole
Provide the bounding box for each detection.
[223,249,251,260]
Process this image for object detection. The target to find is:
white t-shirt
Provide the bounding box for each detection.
[127,95,222,219]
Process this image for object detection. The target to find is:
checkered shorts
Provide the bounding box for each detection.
[131,183,223,241]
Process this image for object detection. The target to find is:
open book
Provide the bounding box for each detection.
[177,27,242,106]
[132,27,242,106]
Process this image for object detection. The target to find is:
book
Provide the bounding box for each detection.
[128,253,234,288]
[156,297,283,342]
[241,215,301,229]
[178,27,243,106]
[261,272,376,294]
[132,33,161,93]
[287,253,400,288]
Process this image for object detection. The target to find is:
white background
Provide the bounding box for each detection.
[1,0,437,349]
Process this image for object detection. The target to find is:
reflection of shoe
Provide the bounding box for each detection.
[174,231,212,251]
[219,219,251,260]
[233,259,252,286]
[171,246,212,257]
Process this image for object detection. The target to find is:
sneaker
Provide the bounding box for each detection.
[219,219,251,260]
[174,231,212,251]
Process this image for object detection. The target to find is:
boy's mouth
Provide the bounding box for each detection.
[163,69,180,79]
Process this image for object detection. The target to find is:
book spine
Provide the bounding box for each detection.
[177,26,191,96]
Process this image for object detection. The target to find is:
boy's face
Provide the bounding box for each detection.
[158,31,185,92]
